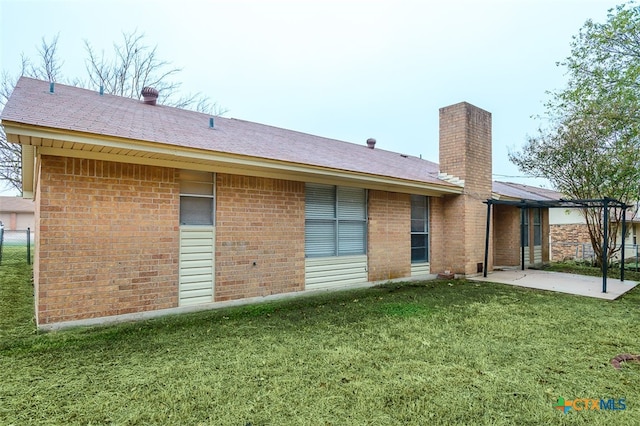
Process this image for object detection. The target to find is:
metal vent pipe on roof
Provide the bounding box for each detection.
[366,138,376,149]
[209,117,214,128]
[49,82,54,93]
[141,87,159,105]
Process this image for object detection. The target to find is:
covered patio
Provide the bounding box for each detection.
[470,269,638,300]
[484,197,632,294]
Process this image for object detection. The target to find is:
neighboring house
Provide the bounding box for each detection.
[548,206,593,261]
[626,209,640,248]
[0,196,34,231]
[3,77,533,328]
[549,202,639,262]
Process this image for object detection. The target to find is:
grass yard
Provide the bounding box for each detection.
[1,262,640,425]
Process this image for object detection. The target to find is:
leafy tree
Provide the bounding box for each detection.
[509,1,640,265]
[0,31,225,194]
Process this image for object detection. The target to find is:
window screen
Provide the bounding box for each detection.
[410,195,429,263]
[179,170,214,226]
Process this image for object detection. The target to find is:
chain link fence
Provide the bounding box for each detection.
[0,228,32,266]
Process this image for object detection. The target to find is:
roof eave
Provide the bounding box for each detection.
[3,122,463,197]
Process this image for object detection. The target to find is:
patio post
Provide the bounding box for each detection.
[484,201,491,278]
[602,198,609,293]
[520,206,526,271]
[621,207,626,282]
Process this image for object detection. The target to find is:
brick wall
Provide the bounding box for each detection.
[367,190,411,281]
[550,223,592,261]
[430,195,465,273]
[433,102,493,276]
[215,174,305,301]
[493,205,521,266]
[36,155,180,325]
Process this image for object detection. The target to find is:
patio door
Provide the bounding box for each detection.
[523,208,542,266]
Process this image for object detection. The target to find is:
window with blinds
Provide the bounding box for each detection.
[305,183,367,257]
[179,170,215,226]
[410,195,429,263]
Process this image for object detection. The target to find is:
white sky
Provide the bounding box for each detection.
[0,0,620,195]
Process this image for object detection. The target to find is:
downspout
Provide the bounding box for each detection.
[21,145,35,198]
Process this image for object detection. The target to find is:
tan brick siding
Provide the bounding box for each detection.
[550,223,592,261]
[36,155,180,325]
[367,190,411,281]
[215,174,305,301]
[430,195,465,274]
[493,205,521,266]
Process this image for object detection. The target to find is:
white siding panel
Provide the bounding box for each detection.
[305,255,368,289]
[534,246,542,264]
[180,227,215,306]
[180,274,214,284]
[411,262,430,277]
[527,246,543,266]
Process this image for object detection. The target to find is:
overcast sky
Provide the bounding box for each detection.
[0,0,621,195]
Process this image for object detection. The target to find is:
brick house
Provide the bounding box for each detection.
[0,196,35,231]
[547,201,638,262]
[2,77,527,329]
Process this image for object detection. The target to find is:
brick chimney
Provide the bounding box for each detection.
[430,102,493,276]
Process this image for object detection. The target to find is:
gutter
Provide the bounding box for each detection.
[3,122,464,197]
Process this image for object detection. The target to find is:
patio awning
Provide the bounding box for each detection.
[483,197,632,293]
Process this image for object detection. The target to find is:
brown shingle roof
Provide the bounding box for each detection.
[1,77,451,187]
[492,181,562,201]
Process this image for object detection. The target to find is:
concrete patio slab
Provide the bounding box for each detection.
[469,269,639,300]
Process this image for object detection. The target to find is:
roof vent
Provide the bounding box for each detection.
[141,87,159,105]
[366,138,376,149]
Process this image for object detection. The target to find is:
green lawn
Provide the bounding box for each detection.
[1,262,640,425]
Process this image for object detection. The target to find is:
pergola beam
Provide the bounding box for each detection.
[483,197,631,293]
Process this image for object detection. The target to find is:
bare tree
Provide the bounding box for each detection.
[0,35,62,194]
[83,30,227,115]
[1,31,226,193]
[0,71,23,194]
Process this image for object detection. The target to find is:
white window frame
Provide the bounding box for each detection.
[410,195,429,263]
[179,170,215,226]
